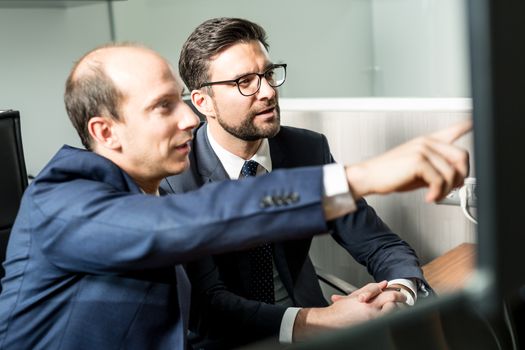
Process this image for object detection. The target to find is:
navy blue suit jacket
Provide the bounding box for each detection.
[0,145,330,350]
[162,123,427,349]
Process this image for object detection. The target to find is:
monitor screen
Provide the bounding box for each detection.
[468,0,525,300]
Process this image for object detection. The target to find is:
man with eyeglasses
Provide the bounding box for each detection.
[162,17,468,349]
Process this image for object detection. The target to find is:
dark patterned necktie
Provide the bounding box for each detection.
[240,160,275,304]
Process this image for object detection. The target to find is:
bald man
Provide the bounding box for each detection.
[0,43,470,349]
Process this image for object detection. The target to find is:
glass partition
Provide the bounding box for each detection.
[112,0,470,97]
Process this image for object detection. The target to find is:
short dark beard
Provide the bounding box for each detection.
[215,103,281,141]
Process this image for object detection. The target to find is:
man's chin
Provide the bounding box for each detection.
[238,125,280,141]
[258,122,280,139]
[167,159,190,176]
[218,114,280,141]
[255,113,280,130]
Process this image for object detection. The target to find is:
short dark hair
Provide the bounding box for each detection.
[64,44,127,150]
[179,17,269,91]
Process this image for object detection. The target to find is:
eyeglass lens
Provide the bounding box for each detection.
[238,66,286,96]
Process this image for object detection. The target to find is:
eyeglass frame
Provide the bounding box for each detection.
[198,63,287,97]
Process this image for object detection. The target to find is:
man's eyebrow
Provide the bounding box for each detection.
[230,62,275,80]
[145,92,179,110]
[230,71,252,80]
[264,62,276,70]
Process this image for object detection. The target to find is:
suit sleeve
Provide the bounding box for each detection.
[329,199,425,282]
[319,135,426,282]
[30,166,328,274]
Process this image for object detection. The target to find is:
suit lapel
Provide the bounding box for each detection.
[268,132,299,301]
[268,135,287,171]
[193,124,252,288]
[193,123,229,184]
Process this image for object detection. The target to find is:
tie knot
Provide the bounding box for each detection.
[241,160,259,177]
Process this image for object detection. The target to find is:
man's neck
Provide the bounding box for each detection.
[93,147,161,195]
[121,170,161,195]
[135,179,161,195]
[208,122,262,160]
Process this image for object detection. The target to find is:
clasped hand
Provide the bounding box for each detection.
[293,281,408,342]
[328,280,408,326]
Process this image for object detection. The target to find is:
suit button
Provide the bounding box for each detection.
[273,196,285,206]
[289,192,300,203]
[260,195,273,208]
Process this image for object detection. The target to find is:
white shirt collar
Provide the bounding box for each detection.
[139,188,160,196]
[206,124,272,179]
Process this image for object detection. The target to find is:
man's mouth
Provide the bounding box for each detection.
[175,138,192,152]
[255,106,276,117]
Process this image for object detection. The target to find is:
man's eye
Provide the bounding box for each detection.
[265,70,275,82]
[238,75,256,87]
[156,100,174,111]
[238,78,251,86]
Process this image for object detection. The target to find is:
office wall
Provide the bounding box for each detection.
[112,0,470,98]
[112,0,374,98]
[0,4,111,176]
[1,1,373,174]
[371,0,470,97]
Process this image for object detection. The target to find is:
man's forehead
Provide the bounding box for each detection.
[209,41,271,74]
[105,47,163,71]
[107,49,176,86]
[74,46,161,80]
[73,45,183,103]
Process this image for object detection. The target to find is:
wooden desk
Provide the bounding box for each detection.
[422,243,476,294]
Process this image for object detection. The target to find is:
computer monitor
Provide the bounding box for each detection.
[468,0,525,304]
[469,0,525,340]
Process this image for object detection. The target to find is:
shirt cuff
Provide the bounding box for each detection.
[387,278,417,306]
[322,163,357,220]
[279,307,302,344]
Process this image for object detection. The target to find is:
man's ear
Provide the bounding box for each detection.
[87,116,121,150]
[191,89,215,118]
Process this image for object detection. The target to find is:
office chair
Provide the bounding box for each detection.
[0,110,28,291]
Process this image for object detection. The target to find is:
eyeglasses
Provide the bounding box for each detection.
[199,63,287,97]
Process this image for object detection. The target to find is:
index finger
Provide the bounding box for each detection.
[355,281,388,302]
[429,120,473,144]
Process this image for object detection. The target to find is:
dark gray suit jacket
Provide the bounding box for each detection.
[162,123,427,349]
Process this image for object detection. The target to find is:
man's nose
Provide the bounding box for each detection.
[178,103,200,130]
[257,77,276,100]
